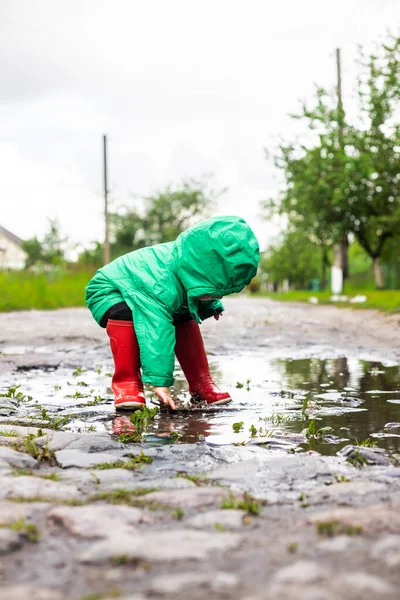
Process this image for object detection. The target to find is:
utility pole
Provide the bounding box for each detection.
[103,134,111,265]
[331,48,347,294]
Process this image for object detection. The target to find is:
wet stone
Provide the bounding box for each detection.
[141,487,226,509]
[309,503,400,534]
[0,446,38,469]
[48,504,150,538]
[340,572,393,594]
[0,476,81,501]
[55,448,124,468]
[0,585,65,600]
[79,529,242,563]
[36,430,123,453]
[186,509,247,530]
[272,560,328,584]
[369,534,400,566]
[318,535,355,553]
[148,571,238,594]
[0,528,23,554]
[338,444,391,466]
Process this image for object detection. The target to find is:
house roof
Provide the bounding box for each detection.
[0,224,24,247]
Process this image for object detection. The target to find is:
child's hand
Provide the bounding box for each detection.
[153,387,177,410]
[214,313,222,321]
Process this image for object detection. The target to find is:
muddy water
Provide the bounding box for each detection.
[1,354,400,460]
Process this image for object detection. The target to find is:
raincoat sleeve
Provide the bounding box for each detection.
[127,292,176,387]
[197,299,225,321]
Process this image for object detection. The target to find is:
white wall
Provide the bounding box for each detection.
[0,233,27,270]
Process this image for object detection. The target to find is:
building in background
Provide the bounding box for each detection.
[0,225,27,270]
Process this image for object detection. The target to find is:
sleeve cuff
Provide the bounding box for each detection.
[142,375,175,387]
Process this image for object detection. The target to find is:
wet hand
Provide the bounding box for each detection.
[153,386,177,410]
[214,313,223,321]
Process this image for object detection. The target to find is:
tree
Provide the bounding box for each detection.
[23,219,67,268]
[110,178,222,258]
[261,228,323,289]
[265,35,400,289]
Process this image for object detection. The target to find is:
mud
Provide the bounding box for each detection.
[0,296,400,600]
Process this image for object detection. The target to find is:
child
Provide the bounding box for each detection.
[85,215,259,411]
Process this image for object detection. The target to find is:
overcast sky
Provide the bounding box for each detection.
[1,0,399,252]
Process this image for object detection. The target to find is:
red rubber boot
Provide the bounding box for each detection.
[106,319,146,410]
[175,320,231,405]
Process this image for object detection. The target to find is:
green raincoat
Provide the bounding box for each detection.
[86,216,259,387]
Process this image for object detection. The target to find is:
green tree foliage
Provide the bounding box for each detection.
[110,178,221,258]
[265,35,400,289]
[262,228,323,289]
[23,219,67,268]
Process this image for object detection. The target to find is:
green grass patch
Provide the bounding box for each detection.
[254,290,400,313]
[0,270,91,312]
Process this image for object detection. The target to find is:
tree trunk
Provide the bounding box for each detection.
[373,257,384,289]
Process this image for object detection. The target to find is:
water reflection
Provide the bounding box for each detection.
[144,357,400,457]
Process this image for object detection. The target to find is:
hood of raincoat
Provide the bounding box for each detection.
[173,215,260,321]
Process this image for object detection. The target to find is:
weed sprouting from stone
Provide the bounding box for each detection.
[0,429,19,437]
[355,438,377,447]
[11,434,56,465]
[171,507,184,520]
[94,451,153,471]
[301,419,333,440]
[335,475,351,483]
[214,522,226,532]
[347,450,368,469]
[316,520,363,538]
[175,472,210,486]
[78,589,122,600]
[221,492,263,515]
[0,517,40,543]
[287,542,299,553]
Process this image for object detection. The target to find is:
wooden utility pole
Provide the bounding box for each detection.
[103,134,111,265]
[331,48,348,293]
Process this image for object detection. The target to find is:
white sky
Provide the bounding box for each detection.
[1,0,399,252]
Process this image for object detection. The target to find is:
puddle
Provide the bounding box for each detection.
[1,357,400,459]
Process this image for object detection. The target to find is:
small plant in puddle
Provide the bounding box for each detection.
[95,366,102,375]
[232,421,244,433]
[170,431,183,443]
[264,413,290,425]
[85,424,97,432]
[0,384,30,402]
[86,395,104,406]
[65,390,90,399]
[72,367,87,377]
[118,406,160,442]
[235,380,251,391]
[214,522,226,532]
[171,507,184,520]
[316,520,363,538]
[53,385,61,392]
[287,542,299,553]
[249,424,258,437]
[0,518,40,543]
[355,438,377,447]
[77,381,89,387]
[301,419,333,440]
[221,492,262,515]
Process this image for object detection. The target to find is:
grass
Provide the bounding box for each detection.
[0,517,40,542]
[93,451,153,471]
[221,492,263,515]
[0,270,90,312]
[254,290,400,314]
[316,520,363,538]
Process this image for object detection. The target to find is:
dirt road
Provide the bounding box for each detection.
[0,297,400,600]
